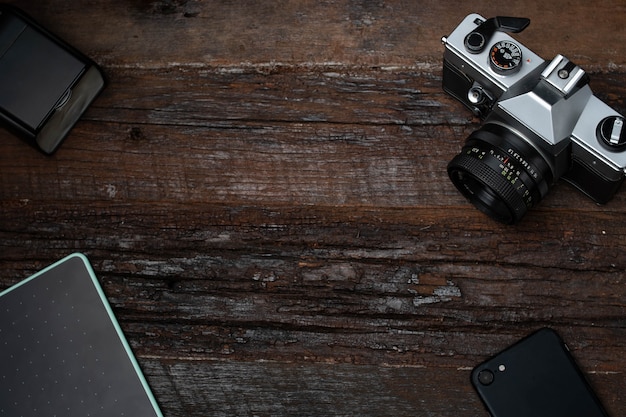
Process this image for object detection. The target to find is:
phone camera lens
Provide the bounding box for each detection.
[478,369,495,386]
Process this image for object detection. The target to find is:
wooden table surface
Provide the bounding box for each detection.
[1,1,624,415]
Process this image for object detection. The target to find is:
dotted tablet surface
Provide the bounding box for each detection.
[0,254,162,417]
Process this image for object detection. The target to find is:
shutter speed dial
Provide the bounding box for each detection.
[490,40,523,74]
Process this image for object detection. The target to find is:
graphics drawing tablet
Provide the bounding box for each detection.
[0,253,163,417]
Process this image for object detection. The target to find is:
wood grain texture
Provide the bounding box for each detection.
[1,1,625,416]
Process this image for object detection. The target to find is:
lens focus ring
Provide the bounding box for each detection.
[447,124,553,224]
[449,152,529,222]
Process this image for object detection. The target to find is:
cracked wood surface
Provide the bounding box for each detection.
[0,1,625,416]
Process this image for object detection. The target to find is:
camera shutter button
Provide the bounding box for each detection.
[597,116,626,149]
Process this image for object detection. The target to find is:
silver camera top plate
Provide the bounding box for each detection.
[442,14,544,95]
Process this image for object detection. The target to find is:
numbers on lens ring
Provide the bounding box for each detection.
[506,148,539,180]
[464,145,534,206]
[467,147,486,159]
[499,165,532,205]
[466,148,532,202]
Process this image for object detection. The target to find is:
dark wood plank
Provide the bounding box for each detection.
[143,360,484,416]
[9,0,626,70]
[143,359,623,416]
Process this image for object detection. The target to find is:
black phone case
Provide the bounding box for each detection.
[0,4,105,154]
[471,328,610,417]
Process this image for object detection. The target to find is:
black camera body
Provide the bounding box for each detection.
[442,14,626,224]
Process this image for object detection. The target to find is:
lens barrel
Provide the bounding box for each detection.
[447,124,553,224]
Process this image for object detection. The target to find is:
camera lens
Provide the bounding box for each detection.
[477,369,495,386]
[447,124,553,224]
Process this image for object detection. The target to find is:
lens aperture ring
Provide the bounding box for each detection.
[467,144,539,207]
[449,151,529,220]
[447,124,553,224]
[469,124,552,199]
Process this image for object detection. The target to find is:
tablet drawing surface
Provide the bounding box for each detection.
[0,253,162,417]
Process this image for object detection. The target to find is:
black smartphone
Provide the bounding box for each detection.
[471,328,610,417]
[0,4,105,154]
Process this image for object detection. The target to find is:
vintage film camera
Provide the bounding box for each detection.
[441,15,626,224]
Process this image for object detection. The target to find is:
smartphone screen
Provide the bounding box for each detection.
[471,328,610,417]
